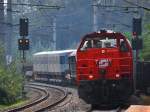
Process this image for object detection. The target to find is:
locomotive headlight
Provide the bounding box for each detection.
[88,75,94,80]
[115,74,120,78]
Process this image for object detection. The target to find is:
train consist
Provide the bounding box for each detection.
[31,30,135,107]
[76,30,134,107]
[32,49,76,84]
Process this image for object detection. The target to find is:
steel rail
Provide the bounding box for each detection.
[28,83,68,112]
[6,85,49,112]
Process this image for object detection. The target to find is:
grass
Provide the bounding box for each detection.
[0,98,28,111]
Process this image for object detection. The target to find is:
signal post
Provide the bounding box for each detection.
[18,18,29,62]
[132,17,143,93]
[18,18,29,97]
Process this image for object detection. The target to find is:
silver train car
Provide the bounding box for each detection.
[33,49,76,84]
[68,50,77,84]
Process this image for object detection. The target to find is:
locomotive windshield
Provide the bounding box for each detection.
[80,37,117,51]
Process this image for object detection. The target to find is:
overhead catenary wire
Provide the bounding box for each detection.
[0,2,64,9]
[1,0,133,31]
[1,1,92,31]
[123,0,150,11]
[92,4,139,9]
[93,1,150,11]
[92,1,134,30]
[0,8,20,12]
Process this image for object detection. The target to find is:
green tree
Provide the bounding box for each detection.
[141,24,150,61]
[140,11,150,61]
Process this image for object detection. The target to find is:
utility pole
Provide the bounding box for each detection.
[93,0,98,31]
[0,0,4,44]
[52,16,56,50]
[135,0,141,60]
[93,0,116,31]
[5,0,12,65]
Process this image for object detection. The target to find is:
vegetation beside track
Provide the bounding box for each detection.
[0,41,24,105]
[140,11,150,61]
[141,24,150,61]
[0,98,28,111]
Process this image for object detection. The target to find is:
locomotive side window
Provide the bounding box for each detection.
[93,40,102,48]
[80,40,92,51]
[120,39,129,52]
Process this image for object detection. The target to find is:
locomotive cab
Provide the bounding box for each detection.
[76,31,133,106]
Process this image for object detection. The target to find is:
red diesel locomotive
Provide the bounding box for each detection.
[76,30,133,107]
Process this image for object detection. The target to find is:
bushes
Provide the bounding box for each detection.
[140,24,150,61]
[0,41,23,104]
[0,63,23,104]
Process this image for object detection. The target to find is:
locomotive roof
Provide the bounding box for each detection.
[83,32,125,40]
[33,49,76,56]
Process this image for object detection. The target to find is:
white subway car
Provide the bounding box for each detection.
[33,49,76,84]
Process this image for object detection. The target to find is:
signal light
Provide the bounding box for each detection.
[132,18,142,36]
[19,39,22,43]
[18,38,30,50]
[20,18,28,36]
[26,39,29,43]
[132,32,137,36]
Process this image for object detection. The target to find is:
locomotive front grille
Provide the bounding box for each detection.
[100,69,106,75]
[99,69,107,78]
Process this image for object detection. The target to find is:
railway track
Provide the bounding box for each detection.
[28,82,130,112]
[28,83,72,112]
[6,85,49,112]
[6,83,68,112]
[22,82,134,112]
